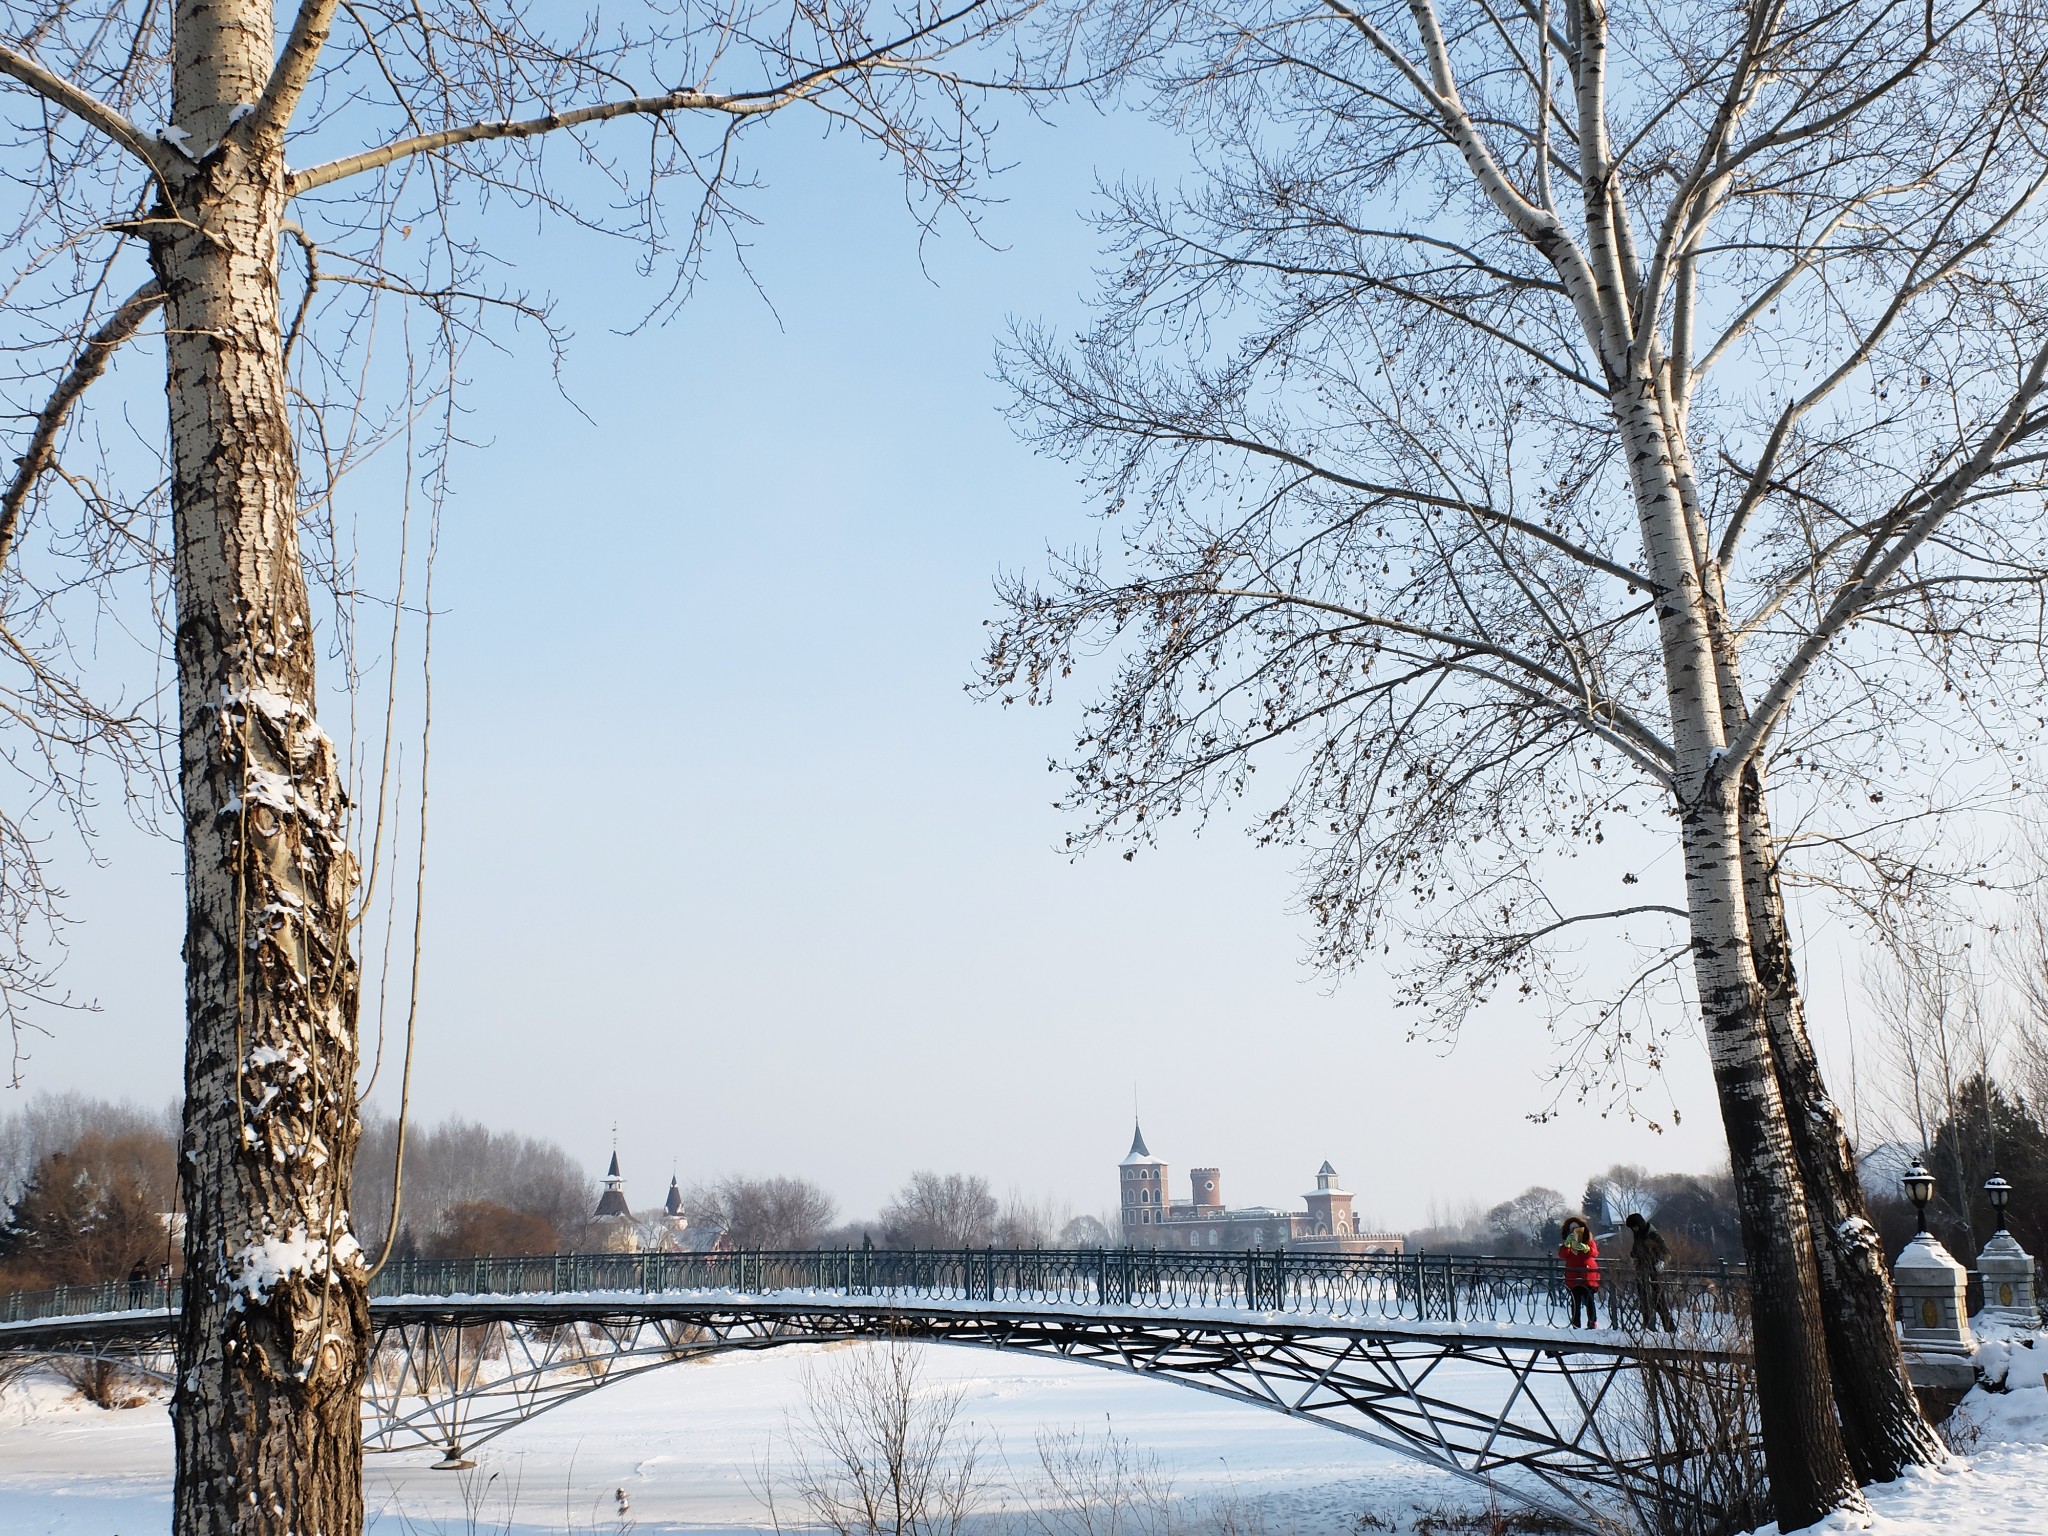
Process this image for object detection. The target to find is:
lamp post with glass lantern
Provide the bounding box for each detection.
[1983,1171,2012,1233]
[1977,1170,2035,1323]
[1904,1158,1935,1235]
[1891,1156,1974,1373]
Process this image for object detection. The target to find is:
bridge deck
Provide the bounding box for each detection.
[0,1254,1758,1533]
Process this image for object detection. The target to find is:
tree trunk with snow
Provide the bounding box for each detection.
[1740,766,1943,1483]
[1616,368,1858,1526]
[157,6,369,1533]
[1679,777,1856,1527]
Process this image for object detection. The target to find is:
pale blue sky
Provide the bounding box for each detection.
[14,96,1763,1231]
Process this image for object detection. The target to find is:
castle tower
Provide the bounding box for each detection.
[1118,1121,1169,1241]
[1190,1168,1223,1211]
[592,1147,640,1252]
[664,1175,686,1225]
[1302,1160,1354,1236]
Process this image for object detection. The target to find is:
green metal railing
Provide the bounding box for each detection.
[0,1247,1750,1333]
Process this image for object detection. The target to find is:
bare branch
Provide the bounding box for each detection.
[287,4,996,196]
[0,41,169,172]
[246,0,346,146]
[0,278,165,573]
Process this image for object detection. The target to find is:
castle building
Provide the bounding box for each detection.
[1116,1122,1403,1255]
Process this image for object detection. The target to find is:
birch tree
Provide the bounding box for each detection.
[0,3,1034,1533]
[982,1,2048,1524]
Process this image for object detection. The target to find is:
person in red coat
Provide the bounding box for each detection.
[1558,1216,1601,1328]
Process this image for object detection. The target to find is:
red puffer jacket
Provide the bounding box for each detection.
[1559,1235,1601,1288]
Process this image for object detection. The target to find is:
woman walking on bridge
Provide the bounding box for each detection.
[1558,1217,1601,1328]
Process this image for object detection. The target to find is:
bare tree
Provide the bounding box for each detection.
[350,1115,593,1256]
[1866,925,1997,1157]
[995,1188,1072,1246]
[881,1169,999,1246]
[0,3,1041,1531]
[767,1336,988,1536]
[983,0,2048,1516]
[0,1092,179,1205]
[1581,1164,1658,1226]
[1482,1185,1568,1252]
[1997,869,2048,1117]
[692,1174,838,1248]
[1058,1212,1114,1248]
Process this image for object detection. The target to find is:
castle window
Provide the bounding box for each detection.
[1208,1230,1218,1247]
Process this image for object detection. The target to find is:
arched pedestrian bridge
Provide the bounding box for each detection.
[0,1248,1754,1532]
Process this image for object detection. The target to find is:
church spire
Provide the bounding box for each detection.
[593,1141,631,1219]
[1127,1120,1151,1159]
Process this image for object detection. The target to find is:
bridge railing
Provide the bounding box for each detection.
[0,1278,178,1324]
[369,1247,1748,1332]
[0,1249,1749,1334]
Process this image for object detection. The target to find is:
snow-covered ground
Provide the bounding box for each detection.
[1753,1328,2048,1536]
[2,1331,2043,1534]
[0,1341,1491,1534]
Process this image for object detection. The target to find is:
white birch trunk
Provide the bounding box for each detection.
[1738,766,1946,1481]
[1610,364,1858,1525]
[159,5,369,1532]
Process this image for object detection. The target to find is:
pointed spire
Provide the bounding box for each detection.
[1129,1120,1150,1158]
[665,1175,684,1217]
[594,1143,631,1218]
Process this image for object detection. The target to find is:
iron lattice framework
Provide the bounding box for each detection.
[0,1250,1757,1532]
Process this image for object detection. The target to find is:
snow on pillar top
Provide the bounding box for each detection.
[1893,1232,1974,1355]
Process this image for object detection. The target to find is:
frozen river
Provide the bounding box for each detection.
[0,1341,1492,1534]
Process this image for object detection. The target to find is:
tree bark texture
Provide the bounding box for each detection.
[1678,776,1858,1529]
[159,5,369,1533]
[1739,765,1944,1483]
[1610,368,1857,1526]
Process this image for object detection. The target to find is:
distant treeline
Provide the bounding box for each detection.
[0,1098,1122,1287]
[20,1085,2034,1286]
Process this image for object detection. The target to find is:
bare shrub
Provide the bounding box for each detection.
[1605,1305,1768,1536]
[51,1354,154,1409]
[1020,1422,1177,1536]
[765,1337,986,1536]
[1408,1508,1574,1535]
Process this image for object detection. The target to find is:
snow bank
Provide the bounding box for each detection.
[1750,1328,2048,1535]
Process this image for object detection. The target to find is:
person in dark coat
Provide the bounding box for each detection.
[1625,1213,1678,1331]
[1558,1216,1601,1328]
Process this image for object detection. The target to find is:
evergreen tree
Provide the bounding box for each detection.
[1926,1076,2048,1264]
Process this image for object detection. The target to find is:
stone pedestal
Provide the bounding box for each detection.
[1894,1233,1976,1416]
[1895,1232,1974,1349]
[1977,1230,2038,1323]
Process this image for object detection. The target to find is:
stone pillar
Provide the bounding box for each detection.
[1894,1233,1977,1401]
[1977,1230,2038,1324]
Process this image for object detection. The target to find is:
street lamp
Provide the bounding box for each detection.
[1984,1170,2012,1234]
[1904,1159,1936,1235]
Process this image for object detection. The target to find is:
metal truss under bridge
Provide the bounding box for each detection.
[0,1248,1757,1532]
